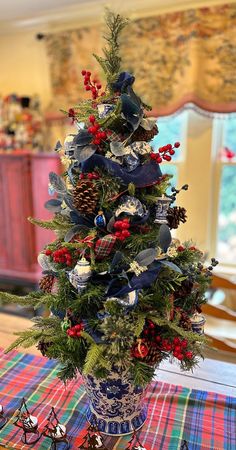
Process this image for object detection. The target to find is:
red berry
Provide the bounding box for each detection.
[155,335,161,342]
[159,147,165,153]
[185,351,193,359]
[163,155,171,161]
[156,157,163,163]
[114,221,122,229]
[169,149,175,155]
[189,246,196,251]
[89,115,96,123]
[173,337,180,345]
[93,139,101,145]
[86,71,91,76]
[76,331,81,337]
[123,218,130,223]
[94,123,100,131]
[100,131,107,139]
[81,70,86,76]
[92,172,99,179]
[173,350,179,357]
[174,345,181,353]
[75,324,82,331]
[115,231,122,238]
[174,142,180,148]
[84,80,88,85]
[148,320,155,329]
[167,144,172,150]
[119,236,126,241]
[181,339,188,348]
[177,245,185,252]
[96,84,102,89]
[87,173,94,180]
[85,85,91,91]
[121,222,129,230]
[121,230,130,238]
[45,249,52,256]
[79,173,85,179]
[150,152,156,160]
[88,126,96,134]
[177,353,184,360]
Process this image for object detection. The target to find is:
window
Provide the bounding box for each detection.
[214,115,236,265]
[151,111,188,193]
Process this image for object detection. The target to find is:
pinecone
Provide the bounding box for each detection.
[143,343,162,366]
[179,311,192,331]
[37,340,52,357]
[130,124,158,143]
[167,206,187,229]
[39,275,54,293]
[72,180,99,214]
[174,279,194,299]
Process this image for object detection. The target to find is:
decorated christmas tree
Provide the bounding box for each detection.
[1,11,217,436]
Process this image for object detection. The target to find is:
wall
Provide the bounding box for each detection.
[0,31,52,108]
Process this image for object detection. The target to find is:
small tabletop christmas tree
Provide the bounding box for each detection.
[3,11,217,388]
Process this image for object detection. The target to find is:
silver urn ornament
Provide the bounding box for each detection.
[154,195,172,224]
[69,257,92,292]
[190,312,206,335]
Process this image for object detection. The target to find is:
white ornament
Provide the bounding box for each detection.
[23,415,38,430]
[52,424,66,439]
[69,257,91,292]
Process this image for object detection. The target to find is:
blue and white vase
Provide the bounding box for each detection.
[84,367,148,436]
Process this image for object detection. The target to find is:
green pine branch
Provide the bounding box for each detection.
[83,344,106,375]
[5,329,43,353]
[0,291,44,307]
[93,10,128,87]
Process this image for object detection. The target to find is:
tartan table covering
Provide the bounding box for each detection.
[0,349,235,450]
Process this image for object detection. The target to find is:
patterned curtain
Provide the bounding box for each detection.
[45,3,236,115]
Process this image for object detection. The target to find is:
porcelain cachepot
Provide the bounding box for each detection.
[84,367,148,436]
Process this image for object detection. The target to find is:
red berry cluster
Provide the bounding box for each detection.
[45,247,73,266]
[68,108,76,123]
[141,321,193,361]
[81,70,104,99]
[79,171,100,180]
[67,323,84,338]
[113,218,131,241]
[159,336,193,361]
[150,142,180,164]
[177,245,198,252]
[87,115,107,145]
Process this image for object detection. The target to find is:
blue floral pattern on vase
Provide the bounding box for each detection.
[83,367,148,436]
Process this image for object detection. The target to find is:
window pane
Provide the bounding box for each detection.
[217,115,236,162]
[161,164,178,195]
[216,165,236,264]
[150,111,187,162]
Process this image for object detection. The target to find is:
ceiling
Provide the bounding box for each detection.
[0,0,234,34]
[0,0,88,22]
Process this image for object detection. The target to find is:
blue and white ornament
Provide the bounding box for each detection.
[115,196,147,218]
[107,290,138,308]
[64,134,76,159]
[154,195,172,224]
[69,257,92,292]
[97,104,115,118]
[94,211,106,228]
[190,312,206,335]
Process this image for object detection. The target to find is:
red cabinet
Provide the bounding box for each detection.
[0,152,60,284]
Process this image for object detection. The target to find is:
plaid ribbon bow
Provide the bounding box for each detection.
[95,234,117,259]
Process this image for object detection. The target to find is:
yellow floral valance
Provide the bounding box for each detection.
[46,3,236,115]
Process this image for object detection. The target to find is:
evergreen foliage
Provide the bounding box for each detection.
[1,10,217,387]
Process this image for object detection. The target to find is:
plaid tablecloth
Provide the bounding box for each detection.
[0,349,235,450]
